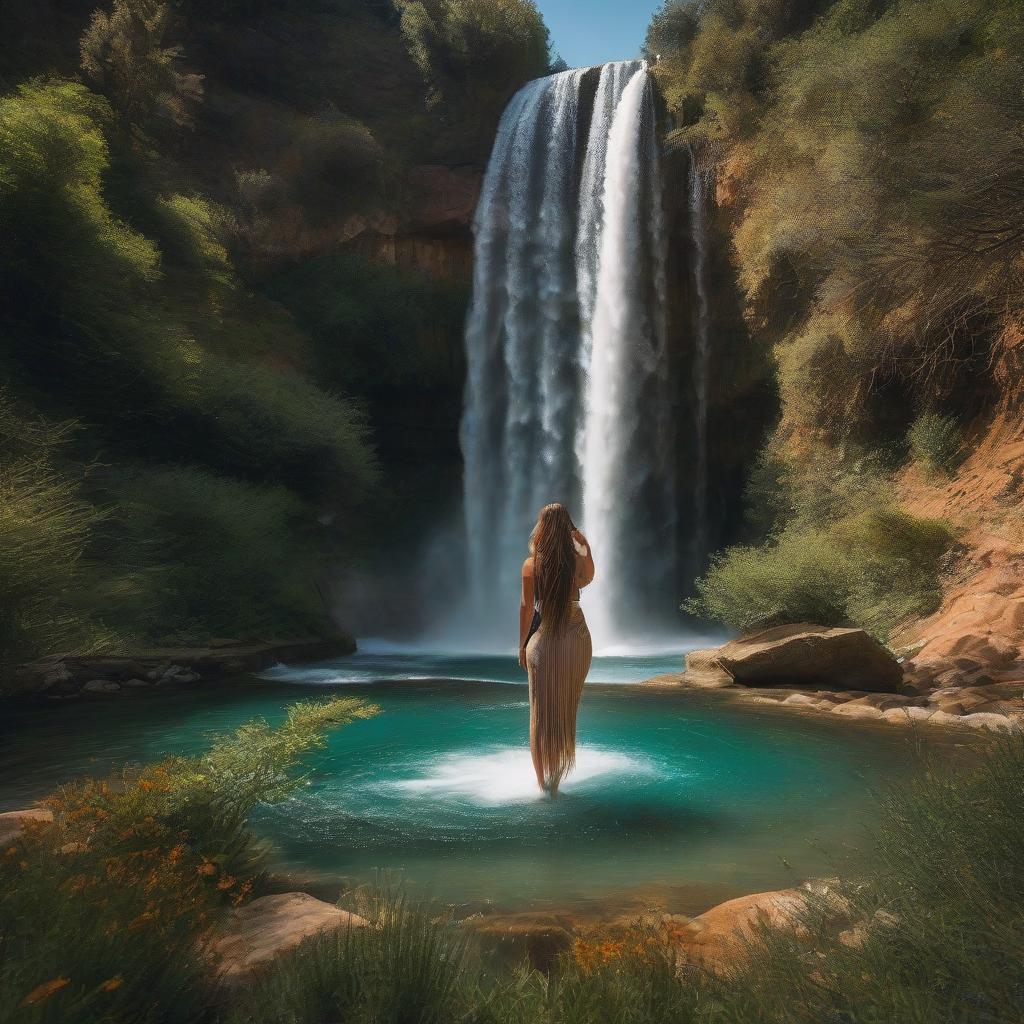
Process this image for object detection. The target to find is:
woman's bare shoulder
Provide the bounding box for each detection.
[522,556,535,577]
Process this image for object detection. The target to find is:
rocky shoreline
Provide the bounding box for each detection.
[4,635,356,701]
[642,623,1024,735]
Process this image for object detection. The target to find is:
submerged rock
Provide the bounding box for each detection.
[684,624,903,692]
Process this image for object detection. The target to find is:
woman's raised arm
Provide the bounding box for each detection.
[572,529,595,588]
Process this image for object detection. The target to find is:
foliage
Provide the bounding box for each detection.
[84,466,335,644]
[0,73,378,658]
[398,0,549,105]
[0,696,377,1024]
[0,393,103,665]
[80,0,203,133]
[397,0,550,153]
[711,735,1024,1024]
[908,411,962,475]
[224,893,471,1024]
[268,253,467,398]
[686,501,955,639]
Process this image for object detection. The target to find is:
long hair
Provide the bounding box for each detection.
[528,503,576,634]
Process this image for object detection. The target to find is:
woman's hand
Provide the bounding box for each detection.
[518,646,528,670]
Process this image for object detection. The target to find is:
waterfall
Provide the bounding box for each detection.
[688,147,712,574]
[460,61,675,650]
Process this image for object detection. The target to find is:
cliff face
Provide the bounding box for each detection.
[893,318,1024,681]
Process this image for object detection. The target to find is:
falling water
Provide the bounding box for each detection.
[688,147,712,573]
[460,61,675,649]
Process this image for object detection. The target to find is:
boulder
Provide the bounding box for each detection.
[676,888,809,972]
[0,808,53,847]
[675,880,854,973]
[214,893,370,981]
[82,679,121,694]
[685,624,903,692]
[960,712,1020,734]
[830,702,884,720]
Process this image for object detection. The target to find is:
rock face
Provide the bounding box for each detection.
[685,624,903,692]
[214,893,370,981]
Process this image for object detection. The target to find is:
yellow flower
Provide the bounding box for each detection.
[21,977,70,1006]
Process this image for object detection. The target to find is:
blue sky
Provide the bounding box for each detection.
[535,0,665,69]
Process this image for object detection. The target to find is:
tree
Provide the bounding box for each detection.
[80,0,203,133]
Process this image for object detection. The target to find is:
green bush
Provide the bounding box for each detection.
[686,507,955,639]
[0,393,107,665]
[908,411,962,476]
[85,465,337,644]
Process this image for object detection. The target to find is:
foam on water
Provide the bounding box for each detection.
[386,746,659,806]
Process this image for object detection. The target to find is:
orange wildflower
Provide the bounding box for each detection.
[20,977,70,1006]
[216,874,236,891]
[168,843,186,863]
[99,975,124,992]
[197,861,217,876]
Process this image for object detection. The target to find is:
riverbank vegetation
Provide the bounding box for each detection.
[0,0,553,674]
[4,703,1020,1023]
[1,695,378,1023]
[651,0,1024,640]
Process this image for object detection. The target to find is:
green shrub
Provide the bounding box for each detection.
[908,412,962,476]
[0,393,107,666]
[686,508,955,639]
[85,465,336,644]
[684,527,851,632]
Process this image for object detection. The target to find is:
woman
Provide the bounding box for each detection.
[519,503,595,797]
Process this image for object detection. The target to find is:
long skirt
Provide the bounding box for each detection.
[526,612,592,794]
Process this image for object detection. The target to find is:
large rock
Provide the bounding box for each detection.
[214,892,370,981]
[677,888,809,972]
[685,624,903,692]
[676,880,852,973]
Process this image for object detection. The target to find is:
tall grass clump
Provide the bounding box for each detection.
[0,697,378,1024]
[0,392,106,666]
[908,412,962,476]
[224,893,473,1024]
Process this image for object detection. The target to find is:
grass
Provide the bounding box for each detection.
[908,412,963,477]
